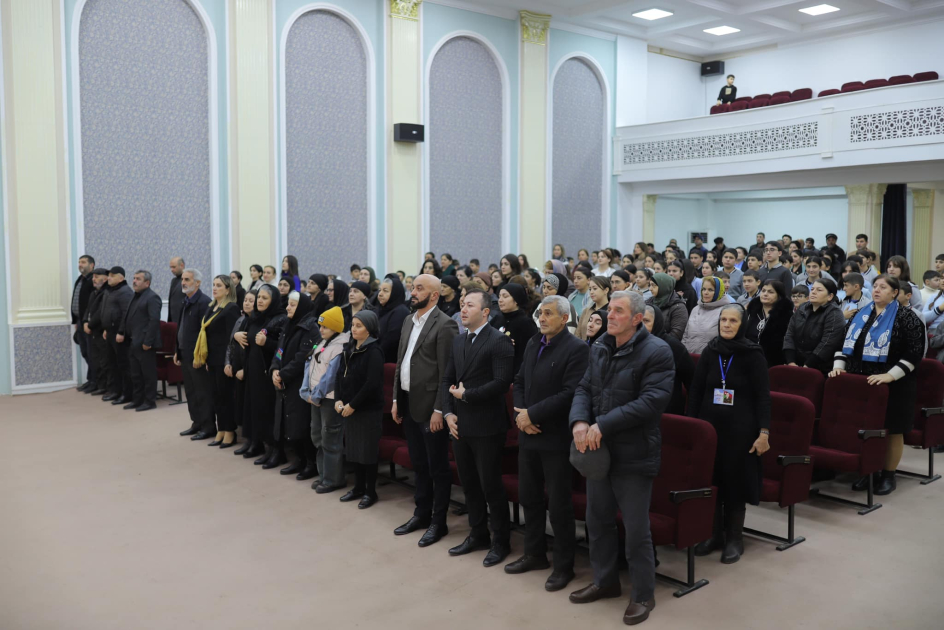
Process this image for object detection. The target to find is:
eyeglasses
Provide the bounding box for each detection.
[764,248,779,253]
[791,295,806,300]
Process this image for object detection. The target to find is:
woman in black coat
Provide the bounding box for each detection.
[239,284,288,467]
[643,305,694,415]
[744,279,793,367]
[491,282,538,375]
[376,277,410,363]
[197,275,242,448]
[688,304,771,565]
[333,311,385,509]
[783,278,845,375]
[271,291,320,480]
[669,260,698,313]
[228,290,256,456]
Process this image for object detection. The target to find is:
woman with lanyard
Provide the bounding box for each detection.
[830,274,926,496]
[744,280,793,367]
[650,272,688,341]
[687,304,771,564]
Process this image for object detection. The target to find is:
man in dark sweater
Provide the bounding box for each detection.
[716,74,737,105]
[758,241,794,291]
[505,296,589,592]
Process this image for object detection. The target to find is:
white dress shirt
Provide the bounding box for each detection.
[399,306,435,392]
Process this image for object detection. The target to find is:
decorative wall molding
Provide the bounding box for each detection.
[520,10,550,46]
[390,0,421,21]
[850,105,944,143]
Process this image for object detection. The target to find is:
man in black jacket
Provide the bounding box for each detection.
[175,269,212,437]
[82,268,110,395]
[568,291,674,626]
[167,256,185,323]
[71,255,96,391]
[118,270,163,412]
[505,296,589,591]
[442,289,514,567]
[101,267,134,405]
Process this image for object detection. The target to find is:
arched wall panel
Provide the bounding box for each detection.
[78,0,212,296]
[284,10,368,276]
[428,36,503,267]
[551,57,605,255]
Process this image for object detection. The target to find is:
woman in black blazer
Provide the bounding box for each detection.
[195,275,242,447]
[744,280,793,367]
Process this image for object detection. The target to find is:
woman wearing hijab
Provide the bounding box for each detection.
[281,255,301,292]
[576,276,611,340]
[831,275,926,496]
[492,282,539,374]
[333,311,385,509]
[687,304,771,564]
[584,309,608,346]
[239,284,288,466]
[358,266,380,302]
[277,277,293,309]
[681,277,729,354]
[271,291,320,480]
[534,273,577,332]
[783,278,845,375]
[643,305,695,415]
[439,276,461,317]
[376,277,410,363]
[330,278,349,309]
[650,273,688,341]
[306,274,331,318]
[194,275,242,448]
[229,290,256,456]
[744,280,793,367]
[669,260,699,313]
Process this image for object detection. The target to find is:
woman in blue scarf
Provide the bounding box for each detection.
[830,275,926,496]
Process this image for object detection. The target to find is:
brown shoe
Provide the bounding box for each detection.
[623,599,655,625]
[568,582,621,604]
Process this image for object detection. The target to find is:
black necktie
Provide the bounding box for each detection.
[465,331,476,352]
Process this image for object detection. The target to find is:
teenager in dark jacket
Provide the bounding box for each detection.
[744,280,793,367]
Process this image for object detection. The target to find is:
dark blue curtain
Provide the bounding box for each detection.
[881,184,907,264]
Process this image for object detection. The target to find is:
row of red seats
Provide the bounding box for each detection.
[709,70,939,115]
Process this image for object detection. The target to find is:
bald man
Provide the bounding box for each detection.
[391,274,460,547]
[167,256,185,323]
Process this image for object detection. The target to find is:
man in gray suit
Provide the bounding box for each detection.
[392,274,459,548]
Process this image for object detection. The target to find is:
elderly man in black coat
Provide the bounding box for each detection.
[118,270,163,412]
[568,290,674,627]
[101,267,134,405]
[505,295,589,592]
[175,269,212,437]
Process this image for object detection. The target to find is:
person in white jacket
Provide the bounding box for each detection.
[682,277,729,354]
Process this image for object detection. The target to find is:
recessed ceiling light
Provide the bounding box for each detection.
[704,25,740,36]
[799,4,840,16]
[633,8,674,20]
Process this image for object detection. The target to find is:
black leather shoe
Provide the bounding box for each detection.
[102,393,119,402]
[280,460,304,476]
[220,438,237,449]
[568,582,622,604]
[418,524,448,548]
[339,489,365,502]
[135,402,156,412]
[123,402,141,410]
[623,599,656,625]
[180,427,199,437]
[545,570,575,592]
[296,463,318,481]
[874,470,897,495]
[253,452,270,465]
[483,543,511,568]
[208,438,224,447]
[110,396,128,405]
[246,443,266,459]
[358,495,378,509]
[504,554,550,574]
[314,483,345,494]
[77,382,91,392]
[89,388,108,396]
[233,441,251,454]
[852,472,879,492]
[448,535,491,557]
[262,451,287,470]
[191,431,214,441]
[394,516,431,536]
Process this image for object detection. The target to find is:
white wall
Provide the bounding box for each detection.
[616,36,649,127]
[646,52,704,123]
[654,188,849,253]
[705,20,944,111]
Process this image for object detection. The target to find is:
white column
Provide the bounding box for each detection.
[518,10,550,262]
[845,183,886,262]
[911,189,935,272]
[642,194,657,244]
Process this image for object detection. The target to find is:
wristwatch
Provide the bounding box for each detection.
[760,429,770,435]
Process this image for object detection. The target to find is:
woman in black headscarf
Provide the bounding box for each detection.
[687,304,771,565]
[376,277,410,363]
[277,277,293,309]
[439,275,461,317]
[650,272,688,341]
[239,284,288,465]
[584,309,608,346]
[643,304,694,415]
[669,259,699,313]
[491,282,538,374]
[744,279,793,367]
[534,272,578,333]
[271,291,320,479]
[307,273,331,318]
[330,278,350,308]
[229,290,256,456]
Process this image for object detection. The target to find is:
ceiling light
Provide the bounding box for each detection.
[703,25,740,36]
[632,8,674,20]
[799,4,840,16]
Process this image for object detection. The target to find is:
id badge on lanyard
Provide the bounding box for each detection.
[713,355,734,406]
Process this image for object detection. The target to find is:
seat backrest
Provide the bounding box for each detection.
[383,362,396,414]
[841,81,865,92]
[769,95,790,105]
[720,102,732,112]
[753,93,771,100]
[790,88,812,101]
[735,96,752,103]
[651,414,716,520]
[913,71,939,82]
[762,392,815,482]
[888,75,914,85]
[913,359,944,431]
[771,91,791,98]
[863,78,889,89]
[818,88,840,97]
[710,105,721,115]
[160,321,177,353]
[769,365,825,417]
[748,97,769,109]
[730,101,748,111]
[816,374,888,452]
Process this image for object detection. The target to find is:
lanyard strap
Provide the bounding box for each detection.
[718,355,734,389]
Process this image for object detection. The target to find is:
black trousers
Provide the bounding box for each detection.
[452,432,509,545]
[107,335,132,399]
[129,344,157,406]
[209,365,235,431]
[519,448,576,571]
[77,326,96,383]
[401,391,452,526]
[90,334,110,391]
[185,362,215,433]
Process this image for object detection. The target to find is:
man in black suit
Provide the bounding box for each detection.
[118,270,163,412]
[83,268,111,396]
[71,255,96,391]
[101,267,134,405]
[504,296,589,591]
[174,269,212,437]
[442,288,514,567]
[167,256,185,323]
[392,274,459,547]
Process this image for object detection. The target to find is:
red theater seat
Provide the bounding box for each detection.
[753,93,771,100]
[734,96,752,103]
[863,78,889,89]
[710,105,723,115]
[379,363,407,478]
[790,88,813,101]
[888,74,914,85]
[730,101,748,111]
[769,365,825,418]
[913,71,939,82]
[809,374,889,515]
[841,81,865,93]
[900,359,944,484]
[818,88,840,97]
[157,322,184,403]
[771,91,791,99]
[748,97,769,109]
[769,95,790,105]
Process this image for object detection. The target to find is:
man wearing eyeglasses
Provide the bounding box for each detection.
[757,241,794,291]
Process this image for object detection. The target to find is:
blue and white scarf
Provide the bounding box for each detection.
[842,300,898,362]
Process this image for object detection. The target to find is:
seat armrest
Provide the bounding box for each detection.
[858,429,887,440]
[669,488,712,504]
[922,407,944,418]
[778,455,811,466]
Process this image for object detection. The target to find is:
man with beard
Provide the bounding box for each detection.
[167,257,185,323]
[391,274,459,547]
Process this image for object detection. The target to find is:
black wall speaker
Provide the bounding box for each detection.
[394,123,424,143]
[701,60,725,77]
